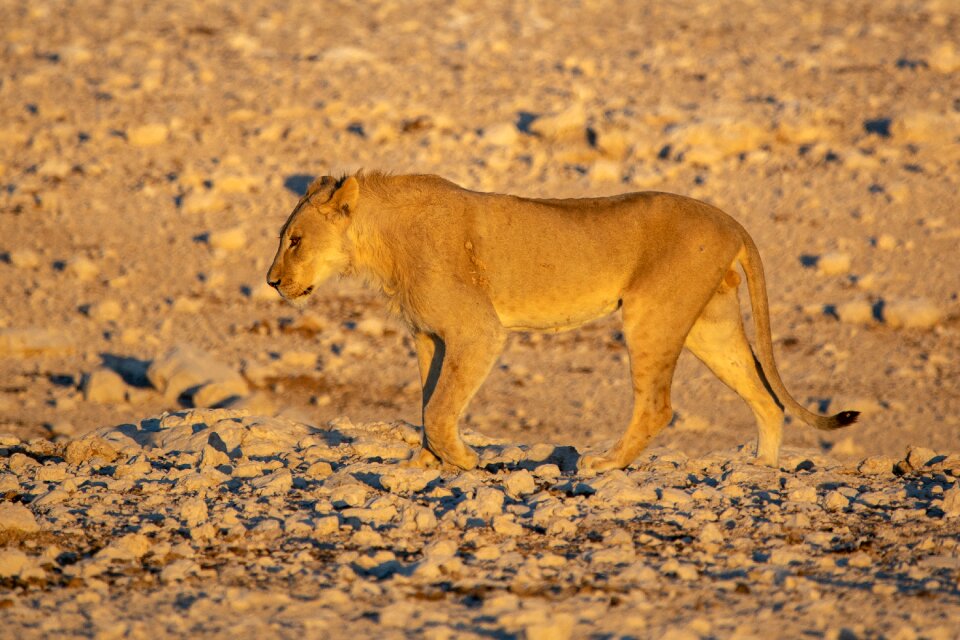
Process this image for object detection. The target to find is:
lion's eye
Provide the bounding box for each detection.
[289,236,301,248]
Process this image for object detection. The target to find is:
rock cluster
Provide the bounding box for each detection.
[0,409,958,638]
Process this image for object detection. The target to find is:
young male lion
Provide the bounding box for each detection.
[267,172,857,472]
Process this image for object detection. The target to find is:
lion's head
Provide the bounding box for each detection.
[266,175,359,303]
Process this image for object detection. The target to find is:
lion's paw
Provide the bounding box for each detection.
[578,452,625,476]
[403,447,443,470]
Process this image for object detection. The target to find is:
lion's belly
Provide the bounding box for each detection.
[492,287,623,332]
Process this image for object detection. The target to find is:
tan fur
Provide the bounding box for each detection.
[267,172,857,472]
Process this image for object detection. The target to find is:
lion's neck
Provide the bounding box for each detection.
[343,192,406,305]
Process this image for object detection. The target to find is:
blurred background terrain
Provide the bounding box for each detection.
[1,0,958,459]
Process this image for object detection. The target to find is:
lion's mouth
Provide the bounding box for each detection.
[301,285,314,296]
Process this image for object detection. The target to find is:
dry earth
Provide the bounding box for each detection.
[1,0,959,637]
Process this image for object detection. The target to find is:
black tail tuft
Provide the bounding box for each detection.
[833,410,860,427]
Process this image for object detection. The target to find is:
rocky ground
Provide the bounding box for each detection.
[1,410,959,639]
[1,0,959,637]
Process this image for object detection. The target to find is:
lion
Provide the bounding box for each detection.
[267,172,858,472]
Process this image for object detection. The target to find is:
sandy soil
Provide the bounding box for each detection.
[1,0,959,637]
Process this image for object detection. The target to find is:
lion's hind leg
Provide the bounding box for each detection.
[684,270,784,466]
[579,294,691,474]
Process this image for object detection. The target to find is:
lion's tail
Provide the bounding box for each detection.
[736,232,859,431]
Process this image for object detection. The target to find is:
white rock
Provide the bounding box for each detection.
[114,455,152,479]
[182,191,225,215]
[502,469,536,498]
[590,158,622,183]
[905,446,938,469]
[0,502,40,533]
[0,328,74,357]
[659,487,692,506]
[83,368,128,404]
[837,300,875,325]
[355,317,386,337]
[160,558,198,582]
[884,299,944,330]
[892,112,960,144]
[215,175,261,194]
[492,514,524,536]
[530,103,587,141]
[65,437,118,465]
[590,546,636,564]
[380,467,440,493]
[305,461,333,479]
[858,456,894,475]
[526,613,575,640]
[672,118,771,164]
[814,251,850,276]
[847,552,873,568]
[787,486,818,504]
[66,256,99,281]
[180,497,209,526]
[98,533,151,561]
[474,487,505,517]
[483,122,519,146]
[929,41,960,73]
[198,445,229,469]
[314,515,340,535]
[251,469,292,496]
[699,522,725,544]
[128,123,169,147]
[939,485,960,518]
[89,299,122,323]
[0,549,29,578]
[9,249,40,269]
[823,491,849,511]
[147,344,248,406]
[208,226,247,252]
[280,351,317,368]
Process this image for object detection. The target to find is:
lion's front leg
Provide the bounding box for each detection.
[410,328,505,470]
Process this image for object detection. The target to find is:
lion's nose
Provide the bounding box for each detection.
[267,278,281,289]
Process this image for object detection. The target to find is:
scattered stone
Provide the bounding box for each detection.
[884,299,944,330]
[66,256,100,281]
[502,469,536,498]
[128,123,169,147]
[525,613,575,640]
[251,469,293,496]
[483,122,519,146]
[817,251,852,276]
[88,299,122,323]
[905,446,938,470]
[380,467,440,493]
[0,328,74,357]
[823,491,849,511]
[8,249,40,269]
[858,456,895,475]
[928,41,960,73]
[659,487,692,506]
[530,103,587,141]
[180,497,209,526]
[0,549,29,578]
[0,502,40,534]
[65,437,119,465]
[208,226,247,252]
[589,158,622,183]
[147,344,248,407]
[83,368,129,404]
[837,300,875,325]
[787,485,818,504]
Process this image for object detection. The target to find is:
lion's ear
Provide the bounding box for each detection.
[329,176,359,216]
[307,176,337,202]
